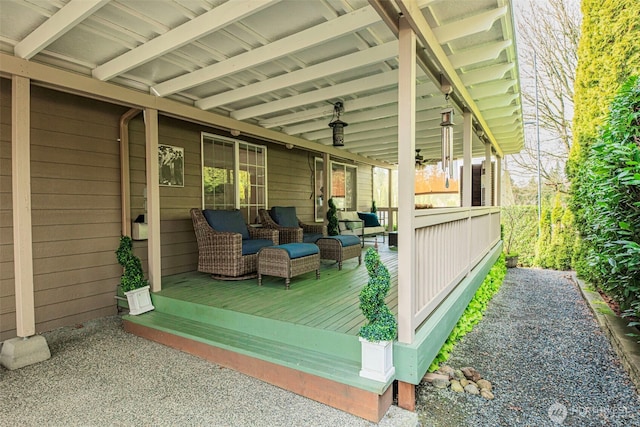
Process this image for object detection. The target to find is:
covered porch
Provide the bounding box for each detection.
[2,0,522,423]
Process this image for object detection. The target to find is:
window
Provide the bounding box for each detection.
[202,133,267,224]
[315,158,357,220]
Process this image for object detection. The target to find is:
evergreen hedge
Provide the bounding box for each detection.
[573,76,640,320]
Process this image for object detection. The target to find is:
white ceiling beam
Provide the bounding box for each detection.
[395,0,505,158]
[196,41,397,110]
[302,99,445,141]
[14,0,110,60]
[93,0,277,81]
[476,93,518,110]
[485,116,519,127]
[231,70,398,121]
[468,79,516,100]
[152,5,381,97]
[460,63,514,86]
[275,82,435,133]
[432,6,507,44]
[482,106,519,120]
[448,40,511,69]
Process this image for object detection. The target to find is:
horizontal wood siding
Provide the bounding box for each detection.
[267,147,317,222]
[127,116,202,277]
[357,164,373,212]
[1,81,127,341]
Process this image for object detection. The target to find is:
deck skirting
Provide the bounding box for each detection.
[124,321,393,422]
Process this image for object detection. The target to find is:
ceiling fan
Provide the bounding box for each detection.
[415,149,425,168]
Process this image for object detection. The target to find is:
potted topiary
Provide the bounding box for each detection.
[358,248,397,382]
[327,197,339,236]
[115,235,154,315]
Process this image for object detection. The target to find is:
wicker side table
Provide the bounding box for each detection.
[317,235,362,270]
[257,243,320,289]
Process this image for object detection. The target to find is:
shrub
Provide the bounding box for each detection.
[428,254,507,371]
[501,205,537,266]
[573,76,640,319]
[326,198,339,236]
[358,248,397,342]
[115,236,149,292]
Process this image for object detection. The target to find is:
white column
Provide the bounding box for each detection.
[12,76,35,337]
[323,153,330,224]
[397,17,417,344]
[145,108,162,292]
[462,111,472,207]
[484,143,493,206]
[387,169,393,231]
[496,155,502,206]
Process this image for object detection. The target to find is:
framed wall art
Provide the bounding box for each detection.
[158,144,184,187]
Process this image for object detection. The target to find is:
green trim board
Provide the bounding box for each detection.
[124,311,390,394]
[393,241,503,384]
[150,293,362,362]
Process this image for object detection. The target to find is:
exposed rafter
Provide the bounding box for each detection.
[14,0,110,60]
[92,0,277,81]
[151,6,381,97]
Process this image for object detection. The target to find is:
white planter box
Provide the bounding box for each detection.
[125,286,154,315]
[359,337,395,383]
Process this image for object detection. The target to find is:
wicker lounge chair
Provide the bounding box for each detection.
[258,207,327,244]
[191,208,278,280]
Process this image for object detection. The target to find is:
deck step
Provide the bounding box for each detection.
[124,311,388,394]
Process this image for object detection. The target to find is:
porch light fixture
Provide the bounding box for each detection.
[440,107,454,180]
[328,101,348,147]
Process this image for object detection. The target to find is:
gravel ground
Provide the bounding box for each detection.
[416,268,640,427]
[0,316,417,427]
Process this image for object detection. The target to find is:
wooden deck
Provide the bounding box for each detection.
[157,244,397,336]
[123,243,398,422]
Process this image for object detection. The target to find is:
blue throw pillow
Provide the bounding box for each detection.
[270,206,299,228]
[203,209,250,240]
[357,212,380,227]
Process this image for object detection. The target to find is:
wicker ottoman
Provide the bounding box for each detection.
[317,235,362,270]
[257,243,320,289]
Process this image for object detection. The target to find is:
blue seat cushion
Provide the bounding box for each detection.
[324,235,360,247]
[357,212,381,227]
[303,233,323,244]
[203,209,250,240]
[275,243,319,259]
[242,239,273,255]
[270,206,299,228]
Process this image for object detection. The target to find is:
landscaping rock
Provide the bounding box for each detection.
[477,379,492,391]
[437,365,455,378]
[464,384,480,395]
[450,380,464,393]
[461,366,482,382]
[459,378,469,388]
[423,372,449,383]
[453,369,466,380]
[433,378,450,389]
[481,389,495,400]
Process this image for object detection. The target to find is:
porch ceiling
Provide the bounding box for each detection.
[0,0,523,165]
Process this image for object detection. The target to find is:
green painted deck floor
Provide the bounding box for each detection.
[159,245,398,336]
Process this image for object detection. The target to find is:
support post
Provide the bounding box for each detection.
[484,143,492,206]
[387,169,393,232]
[145,108,162,292]
[397,17,416,344]
[11,76,35,338]
[397,381,416,412]
[323,152,330,225]
[462,111,472,207]
[496,155,502,206]
[1,76,51,370]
